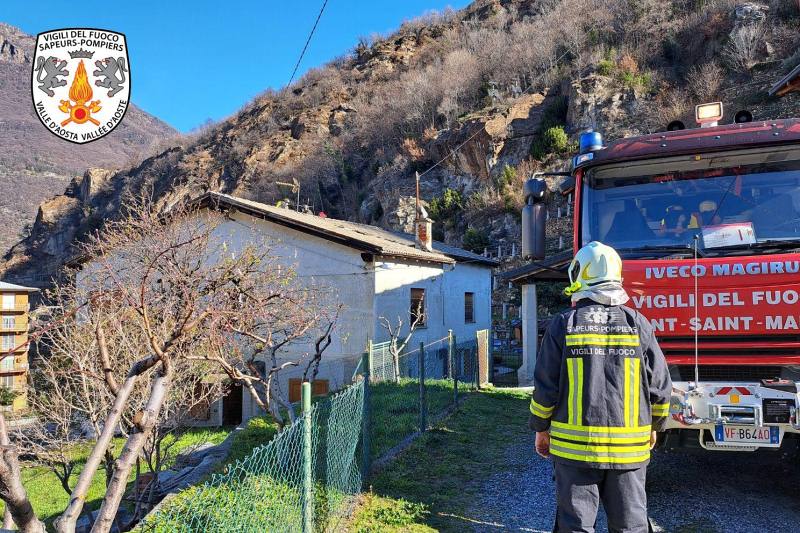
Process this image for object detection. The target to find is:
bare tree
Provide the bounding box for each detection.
[379,298,425,383]
[0,199,334,533]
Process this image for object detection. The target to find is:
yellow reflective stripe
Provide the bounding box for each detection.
[550,438,651,454]
[566,339,640,346]
[576,358,583,425]
[632,358,640,427]
[652,403,670,416]
[530,398,554,414]
[624,358,631,427]
[623,357,641,427]
[565,334,639,339]
[566,358,583,426]
[530,398,554,418]
[565,334,639,345]
[550,429,650,445]
[551,421,651,434]
[550,447,650,464]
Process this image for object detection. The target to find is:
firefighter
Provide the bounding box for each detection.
[529,241,672,533]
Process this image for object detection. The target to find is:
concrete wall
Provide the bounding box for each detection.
[518,283,538,386]
[215,212,376,421]
[372,259,492,349]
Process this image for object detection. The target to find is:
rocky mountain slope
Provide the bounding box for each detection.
[2,1,800,305]
[0,23,176,255]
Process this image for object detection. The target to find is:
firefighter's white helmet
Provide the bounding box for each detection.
[564,241,623,296]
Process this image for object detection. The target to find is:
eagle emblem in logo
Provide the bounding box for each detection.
[31,28,130,144]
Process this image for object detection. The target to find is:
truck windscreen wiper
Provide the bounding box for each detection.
[704,239,800,253]
[615,245,699,258]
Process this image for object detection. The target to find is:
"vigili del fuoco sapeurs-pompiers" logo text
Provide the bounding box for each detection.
[31,28,130,144]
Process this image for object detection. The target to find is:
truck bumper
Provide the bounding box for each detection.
[663,380,800,451]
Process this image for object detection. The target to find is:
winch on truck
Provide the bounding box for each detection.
[521,102,800,452]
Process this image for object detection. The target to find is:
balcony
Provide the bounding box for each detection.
[0,304,28,313]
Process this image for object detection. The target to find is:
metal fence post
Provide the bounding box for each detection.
[446,329,453,380]
[361,343,372,485]
[301,382,313,533]
[452,333,458,405]
[418,341,427,432]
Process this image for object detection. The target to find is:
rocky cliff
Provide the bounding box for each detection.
[2,1,800,301]
[0,23,177,256]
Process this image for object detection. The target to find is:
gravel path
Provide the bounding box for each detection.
[467,432,800,532]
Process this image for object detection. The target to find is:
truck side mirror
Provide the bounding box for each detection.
[522,178,548,260]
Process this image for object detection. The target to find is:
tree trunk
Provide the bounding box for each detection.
[90,363,173,533]
[0,413,15,530]
[392,349,401,383]
[0,445,45,533]
[55,356,156,533]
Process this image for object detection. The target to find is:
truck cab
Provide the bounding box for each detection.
[524,107,800,451]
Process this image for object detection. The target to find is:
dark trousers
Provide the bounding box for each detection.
[554,462,648,533]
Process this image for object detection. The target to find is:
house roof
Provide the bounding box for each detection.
[501,250,572,284]
[0,281,39,292]
[195,192,498,267]
[769,63,800,97]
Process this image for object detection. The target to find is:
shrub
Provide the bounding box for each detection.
[687,62,724,101]
[0,387,18,407]
[597,59,615,76]
[496,164,517,192]
[462,228,490,254]
[543,126,569,154]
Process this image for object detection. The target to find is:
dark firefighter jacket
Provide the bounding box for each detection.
[529,300,672,469]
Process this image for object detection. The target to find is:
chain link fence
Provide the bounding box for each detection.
[142,330,490,532]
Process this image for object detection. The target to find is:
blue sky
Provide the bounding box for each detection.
[6,0,470,132]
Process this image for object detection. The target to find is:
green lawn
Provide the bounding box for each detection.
[370,378,465,460]
[352,387,531,532]
[4,426,232,525]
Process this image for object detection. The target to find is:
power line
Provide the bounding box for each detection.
[287,0,330,87]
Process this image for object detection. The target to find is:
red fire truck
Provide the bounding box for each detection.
[523,103,800,451]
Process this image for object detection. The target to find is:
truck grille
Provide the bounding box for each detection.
[674,365,783,382]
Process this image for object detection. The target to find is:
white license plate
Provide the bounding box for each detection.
[714,425,780,445]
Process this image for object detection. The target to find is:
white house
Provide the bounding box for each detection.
[79,192,496,425]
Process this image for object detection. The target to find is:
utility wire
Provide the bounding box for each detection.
[287,0,330,87]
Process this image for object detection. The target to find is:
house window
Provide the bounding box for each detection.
[465,292,475,323]
[1,317,13,330]
[1,295,14,310]
[1,335,13,350]
[0,375,13,390]
[410,288,426,327]
[0,356,13,372]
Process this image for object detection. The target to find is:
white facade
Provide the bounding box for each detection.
[217,211,493,422]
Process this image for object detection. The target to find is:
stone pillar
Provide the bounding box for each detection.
[518,283,538,385]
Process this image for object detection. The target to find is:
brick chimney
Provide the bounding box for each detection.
[416,205,433,252]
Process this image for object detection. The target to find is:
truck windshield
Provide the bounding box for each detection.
[581,154,800,253]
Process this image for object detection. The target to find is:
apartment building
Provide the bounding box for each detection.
[0,281,37,412]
